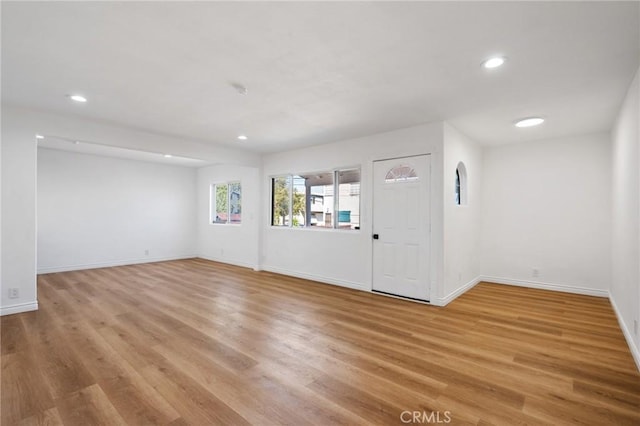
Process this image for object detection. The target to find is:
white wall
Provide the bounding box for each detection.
[442,123,483,304]
[37,149,197,272]
[480,132,611,296]
[261,122,444,299]
[1,108,38,315]
[0,103,2,314]
[611,67,640,369]
[197,164,261,269]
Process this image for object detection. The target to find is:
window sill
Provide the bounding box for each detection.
[269,226,361,233]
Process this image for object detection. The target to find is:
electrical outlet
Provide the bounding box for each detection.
[220,248,225,256]
[8,288,19,299]
[532,268,540,278]
[144,249,149,256]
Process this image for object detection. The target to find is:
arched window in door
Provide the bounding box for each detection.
[385,164,418,183]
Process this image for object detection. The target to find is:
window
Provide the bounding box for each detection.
[337,169,360,229]
[455,168,461,205]
[211,181,241,224]
[271,168,360,230]
[271,176,291,226]
[292,175,307,227]
[229,182,241,223]
[455,162,467,206]
[385,164,418,183]
[306,173,334,228]
[215,184,228,222]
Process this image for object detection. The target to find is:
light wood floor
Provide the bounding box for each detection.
[1,259,639,425]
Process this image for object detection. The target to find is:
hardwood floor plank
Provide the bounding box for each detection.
[96,324,167,371]
[59,320,181,424]
[140,361,250,425]
[1,352,55,424]
[27,327,96,400]
[572,379,640,412]
[302,333,449,396]
[436,393,552,426]
[98,373,180,425]
[2,259,639,425]
[19,305,64,346]
[514,351,640,393]
[307,373,404,425]
[55,384,127,426]
[153,340,365,425]
[523,392,640,426]
[35,280,83,325]
[1,313,30,355]
[317,321,528,409]
[16,407,64,426]
[60,321,128,381]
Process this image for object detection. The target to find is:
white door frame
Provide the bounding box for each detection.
[371,154,431,302]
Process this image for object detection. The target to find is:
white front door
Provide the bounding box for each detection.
[372,155,431,301]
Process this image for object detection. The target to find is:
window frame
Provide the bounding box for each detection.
[210,181,242,225]
[455,168,461,205]
[455,161,468,206]
[270,167,361,231]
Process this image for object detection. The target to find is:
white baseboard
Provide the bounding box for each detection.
[433,276,481,306]
[196,255,258,271]
[609,292,640,372]
[0,301,38,316]
[260,265,368,292]
[480,275,609,298]
[37,255,197,274]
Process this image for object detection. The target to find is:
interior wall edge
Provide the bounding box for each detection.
[434,276,482,306]
[0,301,38,316]
[480,276,609,298]
[36,255,198,275]
[260,265,368,292]
[196,255,259,272]
[610,291,640,371]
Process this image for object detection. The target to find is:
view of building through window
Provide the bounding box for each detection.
[211,181,241,224]
[271,169,360,230]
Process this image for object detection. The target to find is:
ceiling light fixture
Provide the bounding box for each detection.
[35,134,44,139]
[68,94,88,103]
[483,57,506,69]
[515,117,545,128]
[74,141,81,145]
[237,135,248,140]
[164,154,173,158]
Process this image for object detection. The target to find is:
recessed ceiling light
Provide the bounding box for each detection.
[483,57,506,69]
[237,135,248,140]
[68,94,88,103]
[515,117,545,128]
[74,141,81,145]
[164,154,173,158]
[35,134,44,139]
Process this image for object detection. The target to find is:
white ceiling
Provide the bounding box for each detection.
[2,1,639,154]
